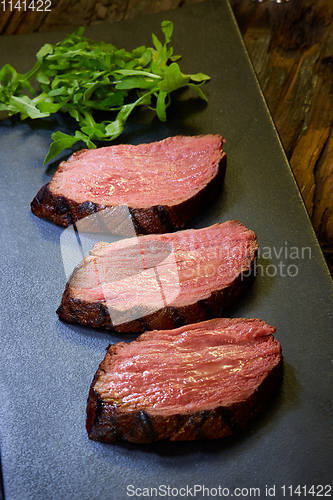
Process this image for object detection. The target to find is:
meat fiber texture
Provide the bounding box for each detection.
[86,317,282,443]
[57,221,258,333]
[31,134,226,233]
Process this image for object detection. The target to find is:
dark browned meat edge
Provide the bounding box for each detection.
[86,343,283,443]
[56,260,256,333]
[31,152,226,233]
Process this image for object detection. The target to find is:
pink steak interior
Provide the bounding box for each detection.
[69,221,258,311]
[94,318,281,416]
[49,135,224,208]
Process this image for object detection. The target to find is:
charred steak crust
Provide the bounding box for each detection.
[56,262,255,333]
[86,344,283,444]
[30,183,103,228]
[30,152,226,233]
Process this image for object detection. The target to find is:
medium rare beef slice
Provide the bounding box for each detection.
[31,134,226,233]
[57,220,258,332]
[86,317,282,443]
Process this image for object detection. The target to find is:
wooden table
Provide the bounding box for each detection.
[1,0,332,274]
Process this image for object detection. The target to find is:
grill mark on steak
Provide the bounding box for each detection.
[79,200,100,215]
[31,184,77,227]
[86,318,282,443]
[153,205,174,233]
[198,298,215,318]
[174,410,211,441]
[136,316,150,333]
[128,208,146,235]
[218,406,242,435]
[137,411,157,442]
[31,135,226,233]
[169,307,186,328]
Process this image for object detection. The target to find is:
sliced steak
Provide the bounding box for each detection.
[87,317,282,443]
[57,220,258,332]
[31,134,226,232]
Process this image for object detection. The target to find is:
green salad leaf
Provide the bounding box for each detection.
[0,22,210,164]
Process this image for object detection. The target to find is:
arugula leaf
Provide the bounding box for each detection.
[104,120,123,139]
[0,64,17,86]
[161,20,173,45]
[43,131,82,164]
[188,83,208,102]
[9,96,50,119]
[189,72,210,82]
[43,130,96,164]
[114,77,156,91]
[112,69,161,79]
[36,43,53,61]
[152,33,163,53]
[158,63,189,93]
[156,91,168,121]
[0,21,210,164]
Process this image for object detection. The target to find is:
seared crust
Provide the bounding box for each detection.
[86,345,283,443]
[57,261,255,333]
[31,154,226,233]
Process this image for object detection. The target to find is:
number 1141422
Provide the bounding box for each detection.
[1,0,52,11]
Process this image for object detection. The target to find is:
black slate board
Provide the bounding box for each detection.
[1,1,333,499]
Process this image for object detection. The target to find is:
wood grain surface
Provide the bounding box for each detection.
[0,0,332,273]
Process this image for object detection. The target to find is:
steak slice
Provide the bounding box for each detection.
[57,220,258,332]
[31,134,226,232]
[87,317,282,443]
